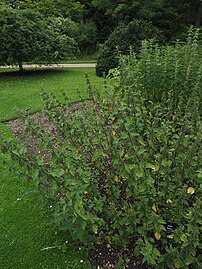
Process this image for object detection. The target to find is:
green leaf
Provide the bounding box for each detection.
[92,224,98,234]
[135,170,144,178]
[37,157,44,166]
[49,168,65,177]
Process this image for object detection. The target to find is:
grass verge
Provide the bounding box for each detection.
[0,124,92,269]
[0,67,102,268]
[0,67,102,122]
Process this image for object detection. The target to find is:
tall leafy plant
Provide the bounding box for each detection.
[115,26,202,115]
[1,28,201,268]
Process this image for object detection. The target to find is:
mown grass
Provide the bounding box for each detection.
[0,67,102,122]
[0,67,102,268]
[0,150,91,269]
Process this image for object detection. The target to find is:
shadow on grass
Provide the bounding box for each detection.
[0,68,72,78]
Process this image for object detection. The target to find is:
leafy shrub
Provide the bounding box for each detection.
[1,28,202,268]
[0,7,79,70]
[96,19,162,77]
[74,21,97,55]
[51,17,97,55]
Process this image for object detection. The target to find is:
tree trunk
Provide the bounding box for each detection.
[19,63,24,72]
[196,1,202,27]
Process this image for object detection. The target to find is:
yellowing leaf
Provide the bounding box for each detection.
[152,204,157,212]
[166,199,172,204]
[67,144,79,153]
[180,233,187,242]
[112,131,116,136]
[168,151,173,157]
[146,163,159,172]
[153,165,159,173]
[107,244,111,248]
[92,225,98,234]
[186,211,192,217]
[187,187,195,195]
[154,232,161,240]
[172,114,177,121]
[167,235,174,239]
[138,138,145,146]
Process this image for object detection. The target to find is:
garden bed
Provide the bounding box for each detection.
[5,105,152,269]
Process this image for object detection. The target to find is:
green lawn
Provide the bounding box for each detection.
[0,67,102,122]
[0,67,102,269]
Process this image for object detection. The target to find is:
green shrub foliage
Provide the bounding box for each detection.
[1,28,202,268]
[0,7,78,70]
[96,19,162,77]
[51,17,97,55]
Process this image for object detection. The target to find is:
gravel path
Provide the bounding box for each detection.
[0,63,96,69]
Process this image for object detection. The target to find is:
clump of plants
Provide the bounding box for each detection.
[1,28,202,268]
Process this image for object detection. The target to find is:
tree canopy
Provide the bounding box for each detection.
[4,0,84,20]
[0,7,78,70]
[96,19,162,77]
[0,0,201,63]
[90,0,202,41]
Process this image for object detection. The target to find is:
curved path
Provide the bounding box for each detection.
[0,63,96,69]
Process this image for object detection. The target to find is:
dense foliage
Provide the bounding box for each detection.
[1,0,202,55]
[1,28,201,268]
[96,19,161,77]
[3,0,85,20]
[84,0,201,45]
[0,7,78,70]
